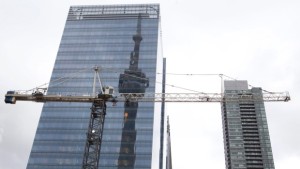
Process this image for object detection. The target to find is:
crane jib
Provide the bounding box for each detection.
[4,91,290,104]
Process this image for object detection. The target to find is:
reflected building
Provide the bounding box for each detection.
[117,13,148,168]
[26,4,165,169]
[221,80,275,169]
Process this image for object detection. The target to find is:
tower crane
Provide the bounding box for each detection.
[4,88,290,104]
[4,78,290,169]
[3,13,291,169]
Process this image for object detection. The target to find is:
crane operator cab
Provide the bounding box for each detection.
[98,86,115,100]
[32,88,47,97]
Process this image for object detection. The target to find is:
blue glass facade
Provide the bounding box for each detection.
[27,4,163,169]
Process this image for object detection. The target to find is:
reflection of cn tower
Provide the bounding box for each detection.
[118,14,149,168]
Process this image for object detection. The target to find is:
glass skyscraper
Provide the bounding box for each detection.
[26,4,164,169]
[221,80,275,169]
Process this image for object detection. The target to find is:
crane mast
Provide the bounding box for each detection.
[82,99,106,169]
[81,67,110,169]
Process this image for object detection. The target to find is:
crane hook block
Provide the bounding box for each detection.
[5,91,17,104]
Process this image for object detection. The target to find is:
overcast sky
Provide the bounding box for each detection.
[1,0,300,169]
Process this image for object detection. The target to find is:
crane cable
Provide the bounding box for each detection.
[26,67,92,92]
[28,66,273,94]
[103,68,205,93]
[158,72,273,93]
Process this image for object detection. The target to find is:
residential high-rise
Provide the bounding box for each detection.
[26,4,165,169]
[221,80,275,169]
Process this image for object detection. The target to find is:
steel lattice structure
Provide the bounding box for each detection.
[5,91,290,104]
[82,99,106,169]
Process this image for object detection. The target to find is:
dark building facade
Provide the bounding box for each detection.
[27,4,165,169]
[221,80,275,169]
[166,117,173,169]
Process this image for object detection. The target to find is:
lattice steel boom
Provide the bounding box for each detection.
[5,91,290,104]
